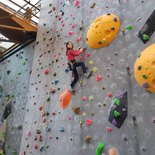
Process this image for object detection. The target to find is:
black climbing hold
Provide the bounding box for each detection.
[138,9,155,43]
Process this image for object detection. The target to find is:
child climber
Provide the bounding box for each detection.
[66,41,89,91]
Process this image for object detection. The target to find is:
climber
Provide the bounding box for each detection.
[66,41,89,91]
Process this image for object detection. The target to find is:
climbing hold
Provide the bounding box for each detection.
[74,0,79,6]
[71,24,75,28]
[109,147,118,155]
[34,144,38,150]
[89,60,94,65]
[106,127,112,132]
[107,93,112,97]
[138,9,155,43]
[82,96,87,101]
[12,149,17,154]
[84,136,92,143]
[126,25,133,30]
[96,75,102,81]
[89,95,94,101]
[72,107,80,115]
[44,70,49,75]
[85,53,90,58]
[77,36,82,42]
[113,98,120,106]
[108,91,128,128]
[143,34,149,41]
[134,44,155,92]
[85,119,92,126]
[122,134,128,141]
[59,127,65,132]
[113,110,120,117]
[22,60,27,66]
[40,146,45,152]
[93,67,98,72]
[95,141,105,155]
[87,14,120,49]
[90,3,96,8]
[36,129,41,134]
[59,89,72,109]
[50,88,56,94]
[68,31,73,36]
[67,115,72,120]
[47,97,50,102]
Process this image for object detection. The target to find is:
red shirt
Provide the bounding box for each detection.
[66,50,82,61]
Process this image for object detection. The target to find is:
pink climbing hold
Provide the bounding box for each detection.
[107,93,112,97]
[44,69,49,75]
[62,22,65,27]
[82,96,87,101]
[67,115,72,120]
[74,0,79,6]
[106,127,112,132]
[68,31,73,36]
[85,119,92,126]
[77,36,82,42]
[96,75,102,82]
[71,24,75,28]
[26,131,31,137]
[85,53,90,58]
[34,144,38,150]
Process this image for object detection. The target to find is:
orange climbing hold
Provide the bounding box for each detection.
[59,89,72,109]
[109,147,118,155]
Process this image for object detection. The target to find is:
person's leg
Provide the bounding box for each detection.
[70,67,79,89]
[74,62,86,73]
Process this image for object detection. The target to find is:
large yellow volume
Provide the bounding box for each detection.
[86,13,120,49]
[134,44,155,93]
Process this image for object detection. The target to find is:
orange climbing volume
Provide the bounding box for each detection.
[59,89,72,109]
[134,44,155,93]
[86,13,120,49]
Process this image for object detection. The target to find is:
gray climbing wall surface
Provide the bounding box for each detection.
[0,42,35,154]
[15,0,155,155]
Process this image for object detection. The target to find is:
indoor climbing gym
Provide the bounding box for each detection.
[0,0,155,155]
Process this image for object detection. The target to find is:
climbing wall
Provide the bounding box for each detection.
[19,0,155,155]
[0,42,35,154]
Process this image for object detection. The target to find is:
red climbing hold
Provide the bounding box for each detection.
[44,70,49,75]
[96,75,102,82]
[107,93,112,97]
[85,119,92,126]
[106,127,112,132]
[59,89,72,109]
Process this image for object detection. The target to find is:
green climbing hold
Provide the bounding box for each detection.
[47,97,50,102]
[113,110,120,117]
[95,141,105,155]
[143,34,149,40]
[113,98,120,106]
[10,93,14,98]
[126,25,133,30]
[22,60,27,66]
[142,74,148,79]
[12,149,17,154]
[36,129,41,134]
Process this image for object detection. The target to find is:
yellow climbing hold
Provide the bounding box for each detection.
[134,44,155,93]
[86,13,120,49]
[93,67,98,72]
[89,60,94,65]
